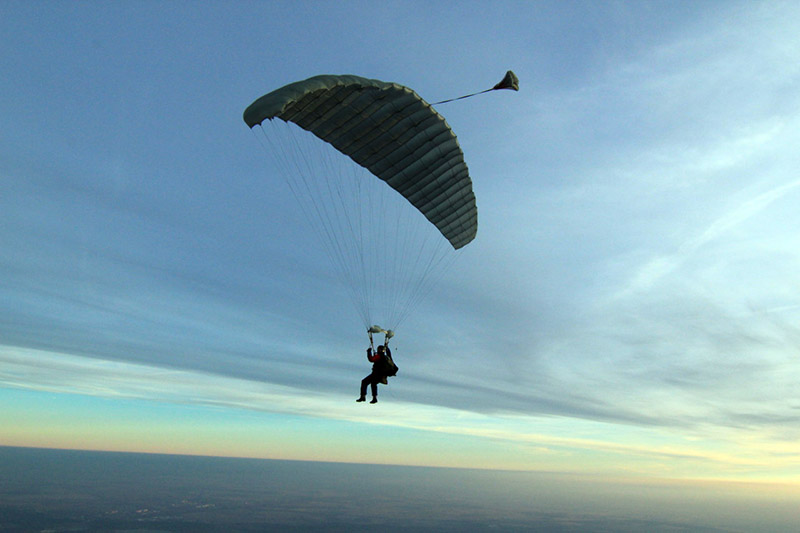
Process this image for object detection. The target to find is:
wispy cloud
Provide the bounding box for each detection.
[619,175,800,297]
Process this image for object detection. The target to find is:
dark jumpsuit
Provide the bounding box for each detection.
[360,346,390,399]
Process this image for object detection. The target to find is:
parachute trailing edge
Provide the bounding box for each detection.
[243,74,477,250]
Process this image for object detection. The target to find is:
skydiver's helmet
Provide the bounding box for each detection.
[377,345,386,354]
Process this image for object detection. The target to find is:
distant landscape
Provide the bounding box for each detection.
[3,446,797,532]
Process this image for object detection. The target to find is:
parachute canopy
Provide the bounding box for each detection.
[243,74,477,249]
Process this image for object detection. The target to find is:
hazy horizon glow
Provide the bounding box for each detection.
[3,345,799,483]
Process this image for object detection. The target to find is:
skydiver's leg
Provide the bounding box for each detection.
[370,373,378,399]
[358,375,370,401]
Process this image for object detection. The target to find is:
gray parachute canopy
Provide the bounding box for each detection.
[243,74,477,249]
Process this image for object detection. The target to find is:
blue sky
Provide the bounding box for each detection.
[3,0,800,483]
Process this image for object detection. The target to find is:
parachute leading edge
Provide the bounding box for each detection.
[243,74,478,250]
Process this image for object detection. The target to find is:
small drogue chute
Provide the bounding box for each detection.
[431,70,519,105]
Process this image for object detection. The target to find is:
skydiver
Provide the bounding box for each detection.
[357,344,391,404]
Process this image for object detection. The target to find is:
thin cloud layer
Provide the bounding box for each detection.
[4,345,797,477]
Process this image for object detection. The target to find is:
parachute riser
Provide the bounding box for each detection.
[368,324,394,347]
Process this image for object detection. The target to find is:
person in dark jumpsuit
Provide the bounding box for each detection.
[357,344,391,404]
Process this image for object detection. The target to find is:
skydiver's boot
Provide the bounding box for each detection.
[356,396,366,402]
[370,397,378,404]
